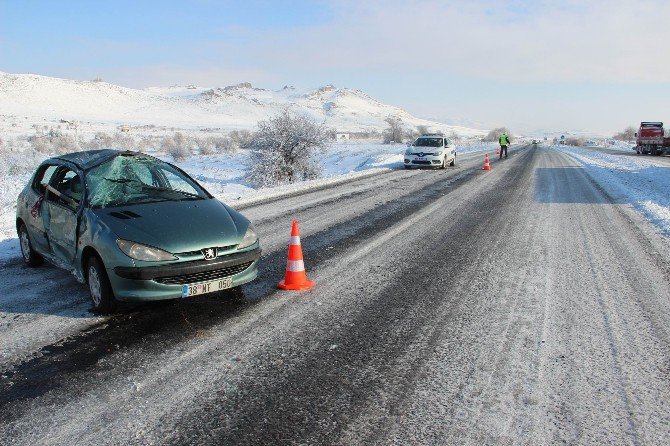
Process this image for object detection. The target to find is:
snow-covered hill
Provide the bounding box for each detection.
[0,72,483,136]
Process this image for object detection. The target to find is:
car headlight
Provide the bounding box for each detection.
[237,224,258,249]
[434,151,443,156]
[116,239,177,262]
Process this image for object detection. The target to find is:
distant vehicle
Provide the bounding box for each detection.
[16,150,261,312]
[404,134,456,169]
[635,122,670,155]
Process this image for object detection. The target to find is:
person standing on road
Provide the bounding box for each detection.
[499,132,511,159]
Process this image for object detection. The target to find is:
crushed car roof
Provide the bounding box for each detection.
[51,149,127,170]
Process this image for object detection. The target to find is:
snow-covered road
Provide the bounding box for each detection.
[2,145,670,445]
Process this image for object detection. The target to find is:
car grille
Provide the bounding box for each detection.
[176,245,237,258]
[154,261,253,285]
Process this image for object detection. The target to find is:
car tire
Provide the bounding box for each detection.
[18,223,44,267]
[651,146,658,156]
[450,155,456,167]
[87,255,117,313]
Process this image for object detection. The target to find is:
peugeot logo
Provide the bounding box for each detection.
[202,248,217,260]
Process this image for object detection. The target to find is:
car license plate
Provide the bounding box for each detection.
[416,157,427,161]
[182,277,233,298]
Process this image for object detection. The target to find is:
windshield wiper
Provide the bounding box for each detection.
[140,184,202,199]
[103,177,134,183]
[102,178,202,200]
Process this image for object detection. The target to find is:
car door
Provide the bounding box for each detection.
[445,138,455,160]
[42,166,83,265]
[26,164,59,253]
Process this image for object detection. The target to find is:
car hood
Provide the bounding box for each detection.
[407,148,442,155]
[93,198,247,254]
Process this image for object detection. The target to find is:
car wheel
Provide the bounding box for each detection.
[87,255,117,313]
[18,223,43,267]
[450,154,456,167]
[651,146,658,156]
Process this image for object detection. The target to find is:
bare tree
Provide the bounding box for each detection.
[383,117,404,144]
[483,127,513,142]
[416,125,429,135]
[613,126,636,142]
[565,137,585,147]
[245,110,329,187]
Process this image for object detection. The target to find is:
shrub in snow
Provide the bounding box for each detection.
[613,126,636,142]
[53,134,80,154]
[136,135,154,152]
[197,137,218,155]
[161,132,192,160]
[229,129,252,150]
[112,132,136,151]
[245,110,329,188]
[383,117,404,144]
[79,132,114,150]
[483,127,513,142]
[29,135,51,153]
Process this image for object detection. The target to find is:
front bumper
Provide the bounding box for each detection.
[404,154,443,167]
[110,247,261,301]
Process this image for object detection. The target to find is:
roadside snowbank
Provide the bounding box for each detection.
[559,145,670,236]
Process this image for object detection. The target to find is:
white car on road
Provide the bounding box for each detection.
[404,134,456,169]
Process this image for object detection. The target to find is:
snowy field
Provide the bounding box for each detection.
[558,145,670,236]
[0,141,498,264]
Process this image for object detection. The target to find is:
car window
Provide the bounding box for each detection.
[414,138,443,148]
[33,165,59,194]
[47,167,82,209]
[159,166,201,196]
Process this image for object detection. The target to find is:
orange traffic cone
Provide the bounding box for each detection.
[278,220,314,291]
[496,146,501,156]
[483,154,491,171]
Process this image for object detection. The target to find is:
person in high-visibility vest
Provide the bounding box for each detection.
[499,132,511,159]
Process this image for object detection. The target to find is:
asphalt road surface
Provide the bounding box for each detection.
[2,145,670,445]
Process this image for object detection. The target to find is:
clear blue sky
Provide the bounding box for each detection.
[2,0,669,135]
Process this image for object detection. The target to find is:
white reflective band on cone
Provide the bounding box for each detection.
[286,259,305,272]
[290,236,301,245]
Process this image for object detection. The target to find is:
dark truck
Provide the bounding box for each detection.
[635,122,670,155]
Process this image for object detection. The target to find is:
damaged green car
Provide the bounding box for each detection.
[16,150,261,313]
